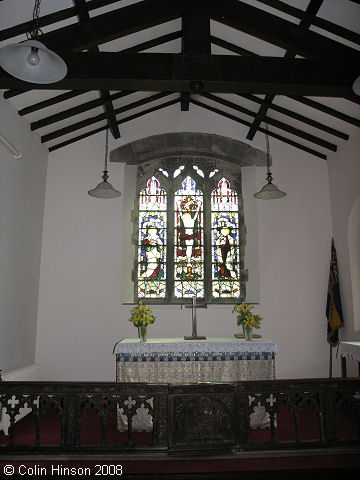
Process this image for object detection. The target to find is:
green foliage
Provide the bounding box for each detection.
[232,301,262,329]
[129,300,156,327]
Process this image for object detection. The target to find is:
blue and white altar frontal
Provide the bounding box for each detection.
[114,338,277,383]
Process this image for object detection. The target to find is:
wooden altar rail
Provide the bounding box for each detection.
[0,378,359,455]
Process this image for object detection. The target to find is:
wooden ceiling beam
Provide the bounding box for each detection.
[0,54,357,96]
[238,94,349,140]
[72,0,120,139]
[48,98,179,152]
[210,36,255,57]
[122,31,182,53]
[19,91,86,116]
[210,0,359,60]
[191,98,327,160]
[201,92,337,151]
[210,35,360,127]
[31,90,135,130]
[39,0,182,52]
[255,0,360,45]
[3,88,32,99]
[289,96,360,128]
[41,92,173,142]
[181,0,211,111]
[11,30,182,106]
[0,0,123,42]
[246,0,324,140]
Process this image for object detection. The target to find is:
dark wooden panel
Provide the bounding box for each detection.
[0,378,358,455]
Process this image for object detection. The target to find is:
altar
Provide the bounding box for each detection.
[114,337,277,384]
[338,341,360,377]
[114,338,277,431]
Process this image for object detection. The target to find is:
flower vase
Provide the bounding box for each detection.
[244,326,253,341]
[138,325,148,342]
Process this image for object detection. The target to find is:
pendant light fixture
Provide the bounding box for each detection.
[0,0,67,84]
[254,124,286,200]
[88,127,121,199]
[353,75,360,96]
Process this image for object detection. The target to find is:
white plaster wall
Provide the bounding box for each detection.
[36,104,333,381]
[348,195,360,334]
[327,131,360,348]
[0,94,48,373]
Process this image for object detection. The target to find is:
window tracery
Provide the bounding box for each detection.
[134,159,246,304]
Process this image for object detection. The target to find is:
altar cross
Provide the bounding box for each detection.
[183,296,207,340]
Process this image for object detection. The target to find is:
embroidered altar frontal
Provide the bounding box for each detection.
[115,338,277,383]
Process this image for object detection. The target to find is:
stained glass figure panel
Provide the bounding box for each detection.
[211,178,241,299]
[174,176,204,298]
[137,176,167,298]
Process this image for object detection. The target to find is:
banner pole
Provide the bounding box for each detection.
[329,344,333,378]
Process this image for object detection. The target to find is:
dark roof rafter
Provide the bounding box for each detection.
[191,98,327,160]
[0,0,122,42]
[0,0,359,158]
[41,92,174,143]
[210,0,359,60]
[3,31,182,100]
[211,35,360,128]
[72,0,120,139]
[238,93,349,141]
[39,0,182,52]
[181,0,211,111]
[246,0,324,141]
[255,0,360,46]
[19,91,87,116]
[30,90,135,130]
[289,96,360,128]
[201,92,337,151]
[0,54,357,96]
[48,98,180,152]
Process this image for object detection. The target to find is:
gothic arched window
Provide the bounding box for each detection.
[135,160,246,304]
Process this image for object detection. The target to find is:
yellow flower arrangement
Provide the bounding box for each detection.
[232,301,262,331]
[129,300,156,327]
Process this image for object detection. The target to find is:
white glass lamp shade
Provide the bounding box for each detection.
[254,181,287,199]
[88,180,121,199]
[0,39,67,84]
[353,75,360,96]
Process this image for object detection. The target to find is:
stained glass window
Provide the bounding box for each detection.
[211,178,240,298]
[138,176,167,298]
[135,165,244,303]
[174,176,204,298]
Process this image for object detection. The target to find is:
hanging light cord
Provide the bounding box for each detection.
[102,127,109,182]
[265,123,273,184]
[27,0,42,40]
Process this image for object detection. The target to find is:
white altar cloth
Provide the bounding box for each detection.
[114,337,277,355]
[338,341,360,362]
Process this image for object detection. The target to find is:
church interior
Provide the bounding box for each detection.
[0,0,360,477]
